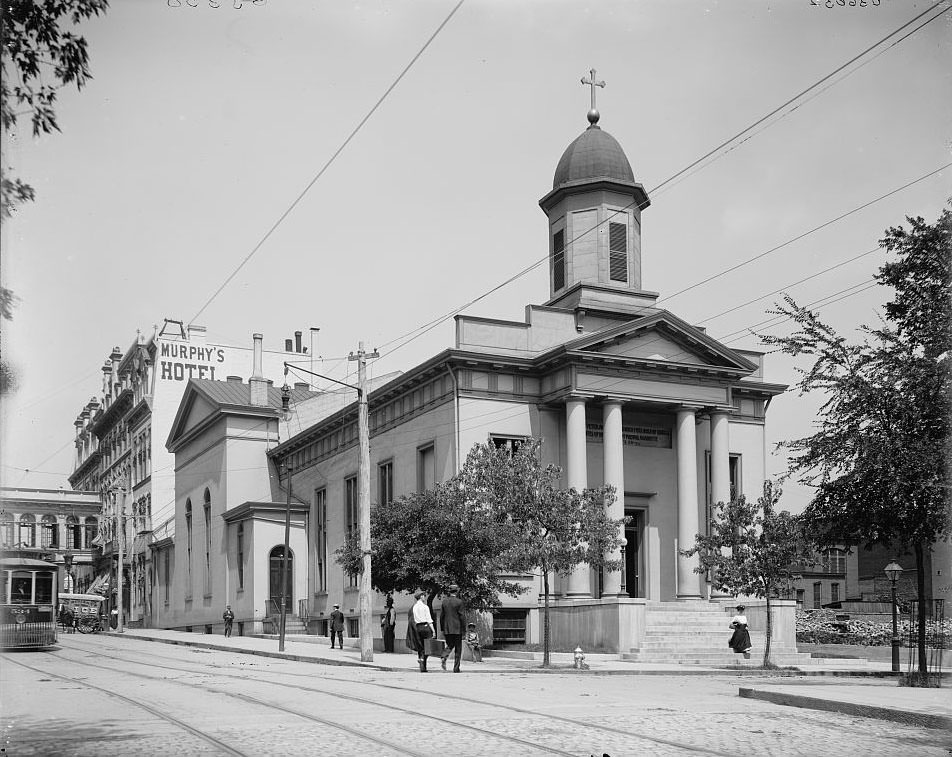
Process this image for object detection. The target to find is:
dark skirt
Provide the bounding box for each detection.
[729,624,751,653]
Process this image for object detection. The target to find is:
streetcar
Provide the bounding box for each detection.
[57,593,106,634]
[0,556,58,648]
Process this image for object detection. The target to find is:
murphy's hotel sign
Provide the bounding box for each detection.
[158,341,226,382]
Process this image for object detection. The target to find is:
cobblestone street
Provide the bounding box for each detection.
[1,634,948,756]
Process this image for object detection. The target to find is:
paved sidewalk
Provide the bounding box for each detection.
[104,628,949,732]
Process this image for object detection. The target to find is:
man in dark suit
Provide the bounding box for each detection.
[329,603,345,649]
[439,585,466,672]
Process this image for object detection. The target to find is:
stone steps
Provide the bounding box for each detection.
[627,602,814,666]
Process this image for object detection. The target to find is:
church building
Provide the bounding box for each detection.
[159,84,802,661]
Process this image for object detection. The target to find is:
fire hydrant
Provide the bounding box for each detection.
[574,645,586,669]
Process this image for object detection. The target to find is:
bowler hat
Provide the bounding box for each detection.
[448,584,459,593]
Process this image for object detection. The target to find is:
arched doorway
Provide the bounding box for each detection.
[269,546,293,612]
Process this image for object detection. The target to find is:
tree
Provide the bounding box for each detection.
[470,439,625,668]
[1,0,108,218]
[1,0,108,393]
[682,481,815,667]
[760,207,951,680]
[335,470,529,616]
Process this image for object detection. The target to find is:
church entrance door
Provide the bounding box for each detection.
[623,509,646,598]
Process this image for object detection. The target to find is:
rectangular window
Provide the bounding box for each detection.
[345,477,358,589]
[417,444,436,492]
[831,583,840,604]
[609,221,627,282]
[813,582,822,609]
[237,523,245,590]
[315,489,327,592]
[164,549,170,605]
[378,461,393,506]
[553,229,565,291]
[796,589,805,607]
[347,617,359,638]
[492,609,527,645]
[490,435,526,455]
[41,520,57,548]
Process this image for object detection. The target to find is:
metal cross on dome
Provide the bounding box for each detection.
[581,68,606,111]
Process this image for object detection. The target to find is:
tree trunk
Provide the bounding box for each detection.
[914,540,928,675]
[542,568,551,668]
[763,592,772,668]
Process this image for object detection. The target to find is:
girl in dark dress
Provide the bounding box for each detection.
[728,604,752,658]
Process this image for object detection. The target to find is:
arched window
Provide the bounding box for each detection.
[41,515,58,548]
[0,513,13,546]
[203,489,211,595]
[18,514,36,547]
[84,517,98,547]
[269,545,293,612]
[185,499,193,589]
[66,515,82,549]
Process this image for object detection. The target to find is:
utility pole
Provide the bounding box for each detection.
[278,463,293,652]
[349,342,378,662]
[116,472,127,634]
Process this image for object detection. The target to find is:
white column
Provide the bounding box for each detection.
[602,401,625,597]
[564,398,591,599]
[709,411,731,599]
[676,408,702,599]
[710,412,730,506]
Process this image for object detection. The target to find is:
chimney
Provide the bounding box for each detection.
[249,333,269,406]
[294,331,302,353]
[187,324,207,342]
[294,382,309,391]
[226,375,243,383]
[110,347,123,394]
[285,339,293,352]
[102,361,112,395]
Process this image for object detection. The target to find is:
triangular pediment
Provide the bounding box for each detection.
[566,311,757,372]
[166,385,220,451]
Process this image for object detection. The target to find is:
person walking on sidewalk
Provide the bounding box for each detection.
[408,590,435,672]
[222,605,234,637]
[380,594,397,653]
[728,604,752,658]
[329,603,345,649]
[439,584,465,672]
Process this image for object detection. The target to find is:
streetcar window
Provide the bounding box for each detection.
[11,572,32,604]
[35,572,54,604]
[0,571,7,603]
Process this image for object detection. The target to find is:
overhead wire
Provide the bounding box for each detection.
[373,5,948,361]
[187,0,465,327]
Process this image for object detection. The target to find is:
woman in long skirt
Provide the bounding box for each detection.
[728,604,752,658]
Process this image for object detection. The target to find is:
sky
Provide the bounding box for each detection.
[1,0,950,515]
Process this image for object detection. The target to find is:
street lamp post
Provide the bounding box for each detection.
[619,537,628,595]
[884,561,904,673]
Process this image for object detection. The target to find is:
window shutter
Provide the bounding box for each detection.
[609,222,627,282]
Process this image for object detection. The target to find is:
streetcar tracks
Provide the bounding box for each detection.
[51,640,730,756]
[1,655,248,757]
[38,648,579,756]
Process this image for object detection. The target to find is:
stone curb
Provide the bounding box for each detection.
[738,687,952,731]
[107,632,908,678]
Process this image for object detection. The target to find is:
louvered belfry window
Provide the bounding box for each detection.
[609,222,627,282]
[553,229,565,291]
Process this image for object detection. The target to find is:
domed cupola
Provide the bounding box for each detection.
[552,119,636,191]
[539,70,651,307]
